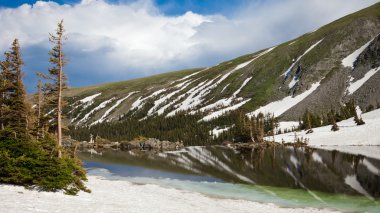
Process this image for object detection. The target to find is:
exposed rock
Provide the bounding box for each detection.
[120,138,184,151]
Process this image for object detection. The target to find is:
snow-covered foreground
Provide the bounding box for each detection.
[272,109,380,159]
[0,173,335,213]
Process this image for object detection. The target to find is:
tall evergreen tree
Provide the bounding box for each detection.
[8,39,28,133]
[38,20,67,158]
[0,58,10,130]
[0,39,28,136]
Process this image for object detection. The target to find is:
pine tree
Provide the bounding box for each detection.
[38,20,68,158]
[8,39,28,133]
[302,109,313,133]
[0,59,10,130]
[0,39,29,137]
[329,109,339,131]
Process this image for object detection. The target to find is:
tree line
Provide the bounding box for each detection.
[69,96,376,146]
[299,99,369,133]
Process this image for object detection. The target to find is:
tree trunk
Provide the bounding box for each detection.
[57,37,63,158]
[1,80,5,130]
[37,80,42,140]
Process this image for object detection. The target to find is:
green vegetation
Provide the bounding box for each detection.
[0,22,88,195]
[0,133,88,195]
[298,99,367,131]
[70,113,214,146]
[69,109,279,145]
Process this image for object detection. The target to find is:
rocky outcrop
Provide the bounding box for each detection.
[120,138,184,151]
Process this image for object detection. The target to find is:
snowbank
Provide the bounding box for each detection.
[278,121,299,133]
[272,109,380,158]
[0,173,335,213]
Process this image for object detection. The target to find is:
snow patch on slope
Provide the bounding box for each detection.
[185,48,276,118]
[248,81,320,117]
[77,98,115,125]
[131,89,166,110]
[92,92,137,125]
[78,93,102,109]
[80,93,101,103]
[347,67,380,94]
[283,39,324,77]
[170,68,207,85]
[233,77,252,97]
[288,78,299,89]
[342,36,377,69]
[201,99,251,122]
[194,76,252,115]
[167,47,275,117]
[167,78,220,116]
[220,84,230,93]
[150,78,199,116]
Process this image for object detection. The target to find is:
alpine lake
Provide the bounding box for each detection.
[78,145,380,212]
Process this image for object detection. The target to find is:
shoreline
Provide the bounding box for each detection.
[0,173,338,213]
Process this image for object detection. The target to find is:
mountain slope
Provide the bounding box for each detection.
[65,3,380,142]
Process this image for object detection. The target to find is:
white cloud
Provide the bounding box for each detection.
[0,0,377,88]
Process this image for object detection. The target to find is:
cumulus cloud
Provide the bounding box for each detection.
[0,0,377,90]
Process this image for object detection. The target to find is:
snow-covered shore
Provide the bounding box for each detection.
[272,109,380,159]
[0,173,336,213]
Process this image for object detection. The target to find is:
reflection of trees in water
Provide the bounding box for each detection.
[270,146,276,169]
[250,147,265,171]
[304,147,313,164]
[82,146,380,198]
[342,153,364,174]
[331,150,337,164]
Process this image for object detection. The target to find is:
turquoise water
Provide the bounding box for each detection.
[80,146,380,212]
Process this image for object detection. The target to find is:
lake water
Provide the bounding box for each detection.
[78,146,380,212]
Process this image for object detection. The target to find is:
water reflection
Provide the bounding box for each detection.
[79,146,380,199]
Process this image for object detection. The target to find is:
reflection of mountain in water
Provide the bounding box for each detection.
[79,146,380,199]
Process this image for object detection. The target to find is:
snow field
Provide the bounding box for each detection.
[271,108,380,149]
[0,173,336,213]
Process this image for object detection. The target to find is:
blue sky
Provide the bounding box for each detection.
[0,0,248,16]
[0,0,377,92]
[155,0,249,16]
